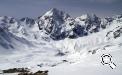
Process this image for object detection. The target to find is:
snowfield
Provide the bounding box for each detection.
[0,8,122,75]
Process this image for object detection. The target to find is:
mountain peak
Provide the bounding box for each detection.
[41,8,70,20]
[50,8,59,13]
[77,14,98,20]
[42,8,61,17]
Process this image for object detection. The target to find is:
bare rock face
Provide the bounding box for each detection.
[106,26,122,40]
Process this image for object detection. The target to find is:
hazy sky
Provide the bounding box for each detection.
[0,0,122,18]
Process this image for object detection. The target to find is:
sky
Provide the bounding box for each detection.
[0,0,122,18]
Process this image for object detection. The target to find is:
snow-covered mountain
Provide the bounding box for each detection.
[0,16,34,52]
[37,8,72,40]
[0,8,122,75]
[0,8,120,42]
[37,8,114,40]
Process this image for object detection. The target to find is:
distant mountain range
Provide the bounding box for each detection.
[0,8,122,50]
